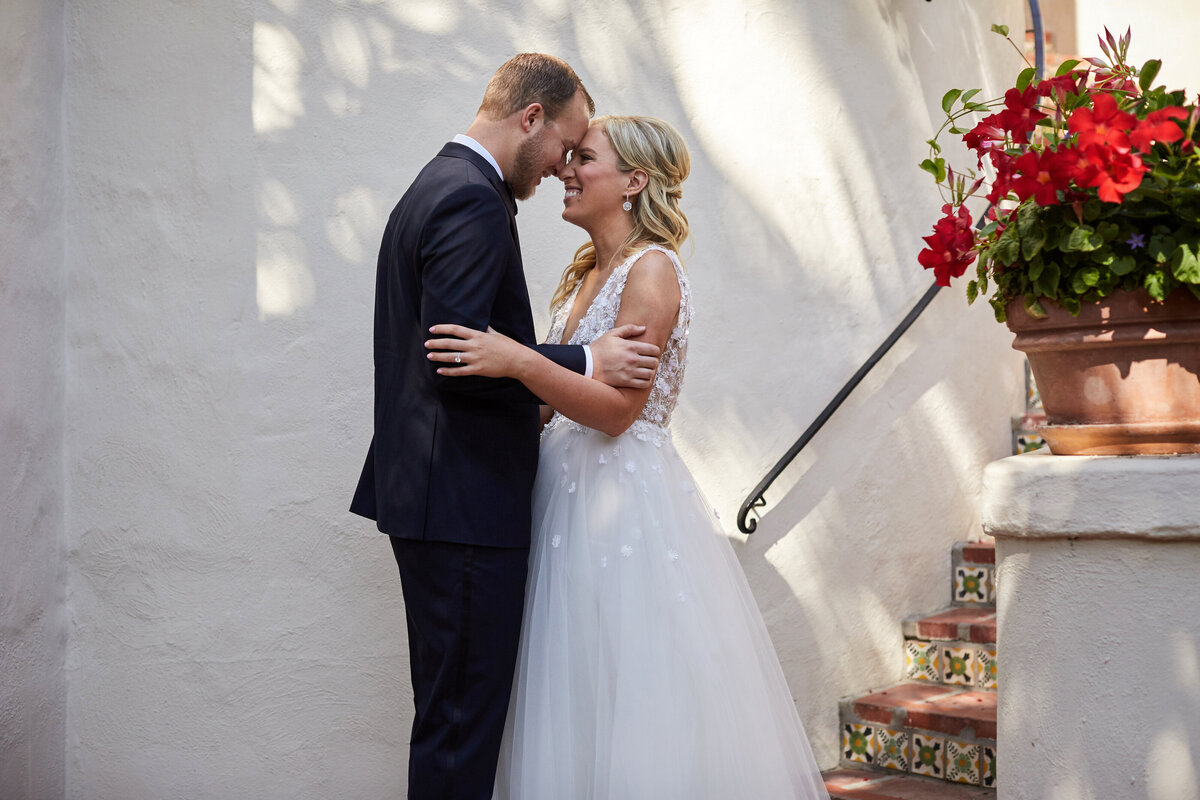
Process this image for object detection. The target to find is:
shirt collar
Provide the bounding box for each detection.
[452,134,503,181]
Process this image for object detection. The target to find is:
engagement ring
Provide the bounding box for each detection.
[454,353,462,363]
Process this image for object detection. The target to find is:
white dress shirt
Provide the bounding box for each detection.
[450,133,594,378]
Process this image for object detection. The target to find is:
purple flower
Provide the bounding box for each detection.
[1126,232,1146,249]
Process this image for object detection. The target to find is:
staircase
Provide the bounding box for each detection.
[822,541,998,798]
[821,365,1042,798]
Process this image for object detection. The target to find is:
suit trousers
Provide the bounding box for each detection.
[390,535,529,800]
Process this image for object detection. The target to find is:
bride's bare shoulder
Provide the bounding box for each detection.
[624,248,680,301]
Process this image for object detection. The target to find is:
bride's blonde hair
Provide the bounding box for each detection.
[550,115,691,310]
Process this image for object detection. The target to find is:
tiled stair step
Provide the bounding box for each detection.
[824,767,995,798]
[846,682,996,740]
[950,541,996,606]
[1012,410,1047,454]
[839,683,997,787]
[904,606,996,643]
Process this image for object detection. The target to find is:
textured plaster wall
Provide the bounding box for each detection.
[985,453,1200,799]
[0,0,68,797]
[49,0,1023,796]
[1075,1,1200,94]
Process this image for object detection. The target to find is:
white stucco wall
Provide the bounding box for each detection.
[1075,1,1200,94]
[984,453,1200,800]
[0,1,68,797]
[5,0,1026,797]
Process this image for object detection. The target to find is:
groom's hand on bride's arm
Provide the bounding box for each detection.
[591,324,660,390]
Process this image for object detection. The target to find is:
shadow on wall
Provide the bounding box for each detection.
[234,0,1019,775]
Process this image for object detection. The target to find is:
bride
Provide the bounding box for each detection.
[427,115,829,800]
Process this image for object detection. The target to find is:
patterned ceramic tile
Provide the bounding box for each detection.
[946,739,982,785]
[910,733,944,778]
[941,645,975,686]
[842,723,876,765]
[975,646,998,690]
[876,728,911,772]
[904,640,941,682]
[1026,360,1042,411]
[1017,432,1046,453]
[955,566,990,603]
[981,745,997,787]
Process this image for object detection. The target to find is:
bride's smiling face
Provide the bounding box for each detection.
[559,124,630,228]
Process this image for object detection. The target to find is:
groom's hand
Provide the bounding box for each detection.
[591,324,660,389]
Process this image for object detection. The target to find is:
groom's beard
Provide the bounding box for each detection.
[508,128,548,201]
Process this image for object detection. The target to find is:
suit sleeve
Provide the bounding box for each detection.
[419,184,585,400]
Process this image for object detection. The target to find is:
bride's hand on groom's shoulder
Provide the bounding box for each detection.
[426,323,526,378]
[592,324,660,390]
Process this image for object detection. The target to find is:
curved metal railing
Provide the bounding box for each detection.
[735,2,1045,534]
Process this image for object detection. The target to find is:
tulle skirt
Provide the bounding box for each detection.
[492,421,829,800]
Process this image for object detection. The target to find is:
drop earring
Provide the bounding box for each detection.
[622,193,632,212]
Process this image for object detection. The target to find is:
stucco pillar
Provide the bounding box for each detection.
[981,451,1200,800]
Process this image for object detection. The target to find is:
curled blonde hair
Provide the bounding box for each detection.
[550,115,691,310]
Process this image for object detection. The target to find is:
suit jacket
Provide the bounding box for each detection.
[350,142,585,548]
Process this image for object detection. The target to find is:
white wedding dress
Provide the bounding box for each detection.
[493,245,830,800]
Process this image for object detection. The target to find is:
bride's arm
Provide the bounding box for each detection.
[427,251,680,437]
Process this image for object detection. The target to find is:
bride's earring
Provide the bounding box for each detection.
[622,193,632,212]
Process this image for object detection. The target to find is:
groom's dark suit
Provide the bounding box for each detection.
[350,142,586,798]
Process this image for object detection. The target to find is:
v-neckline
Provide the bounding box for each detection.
[557,251,637,345]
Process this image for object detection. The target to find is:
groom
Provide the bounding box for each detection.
[350,54,658,798]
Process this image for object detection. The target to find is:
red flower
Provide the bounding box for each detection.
[964,113,1008,162]
[1011,149,1073,206]
[1078,144,1147,203]
[919,204,977,286]
[1068,92,1136,151]
[1129,107,1188,151]
[1056,145,1100,188]
[1035,72,1086,101]
[995,86,1049,144]
[985,151,1017,205]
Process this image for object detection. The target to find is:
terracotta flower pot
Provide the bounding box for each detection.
[1005,288,1200,455]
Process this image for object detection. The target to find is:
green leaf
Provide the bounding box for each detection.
[942,89,963,114]
[920,157,947,183]
[1111,255,1137,276]
[1145,270,1168,300]
[1060,296,1082,315]
[992,24,1010,37]
[1016,67,1037,92]
[925,138,942,154]
[1066,226,1103,252]
[1028,259,1045,281]
[990,294,1008,323]
[967,280,979,304]
[1096,222,1120,242]
[1080,265,1101,286]
[1139,59,1162,93]
[993,234,1020,266]
[1024,295,1047,318]
[961,89,981,103]
[1055,59,1082,76]
[1022,229,1047,260]
[1171,243,1200,283]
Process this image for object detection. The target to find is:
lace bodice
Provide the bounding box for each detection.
[543,244,691,444]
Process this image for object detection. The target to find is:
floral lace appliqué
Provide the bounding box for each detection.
[543,245,692,443]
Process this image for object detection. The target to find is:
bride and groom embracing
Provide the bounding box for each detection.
[351,54,829,800]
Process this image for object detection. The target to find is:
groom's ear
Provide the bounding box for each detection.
[518,103,544,133]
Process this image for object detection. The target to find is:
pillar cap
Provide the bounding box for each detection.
[981,450,1200,540]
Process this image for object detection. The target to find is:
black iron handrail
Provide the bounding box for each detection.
[735,282,941,533]
[735,2,1045,534]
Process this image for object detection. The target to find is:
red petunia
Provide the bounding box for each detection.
[985,151,1017,205]
[1068,92,1136,152]
[1035,71,1086,101]
[995,86,1049,144]
[1011,149,1074,206]
[919,204,977,286]
[1078,144,1147,203]
[1129,107,1188,151]
[964,113,1008,162]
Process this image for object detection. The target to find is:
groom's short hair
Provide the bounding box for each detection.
[478,53,595,122]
